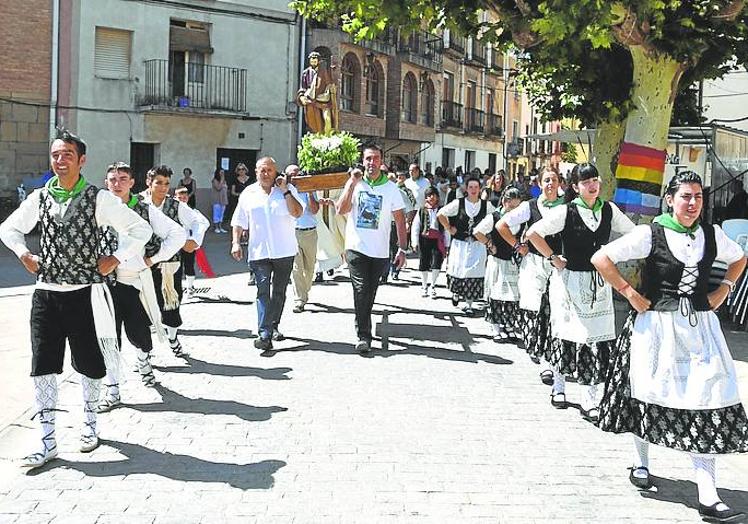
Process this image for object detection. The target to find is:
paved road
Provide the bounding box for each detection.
[0,231,747,523]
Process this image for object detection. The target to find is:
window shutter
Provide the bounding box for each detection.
[95,27,131,78]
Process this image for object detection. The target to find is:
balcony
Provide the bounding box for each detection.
[488,48,503,73]
[356,27,397,55]
[506,138,524,157]
[139,59,247,113]
[445,31,466,57]
[465,108,485,133]
[441,100,463,129]
[487,113,503,136]
[397,30,443,71]
[468,40,486,66]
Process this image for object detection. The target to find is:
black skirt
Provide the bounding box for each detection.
[598,314,748,454]
[448,276,484,301]
[485,299,519,336]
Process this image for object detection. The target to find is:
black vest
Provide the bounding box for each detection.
[419,207,443,236]
[449,198,488,241]
[526,199,562,256]
[641,222,716,312]
[489,211,514,260]
[132,197,163,258]
[38,184,106,285]
[159,197,182,263]
[560,202,612,272]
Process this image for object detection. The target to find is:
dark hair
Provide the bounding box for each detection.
[214,168,224,180]
[361,141,383,156]
[425,186,439,199]
[502,187,522,202]
[54,128,87,157]
[465,176,481,188]
[665,170,703,197]
[150,165,173,179]
[183,167,192,175]
[564,163,600,203]
[106,161,133,178]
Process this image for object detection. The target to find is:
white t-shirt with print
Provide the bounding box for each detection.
[344,178,405,258]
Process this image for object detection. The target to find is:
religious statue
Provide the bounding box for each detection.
[296,51,339,133]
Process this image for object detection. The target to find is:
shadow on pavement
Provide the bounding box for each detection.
[154,355,291,380]
[641,475,748,518]
[179,328,255,339]
[126,383,288,422]
[27,440,285,490]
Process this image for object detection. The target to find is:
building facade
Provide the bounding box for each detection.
[56,0,300,213]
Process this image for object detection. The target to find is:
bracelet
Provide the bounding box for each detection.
[546,254,556,262]
[283,190,292,197]
[617,282,631,294]
[397,247,407,256]
[721,278,736,292]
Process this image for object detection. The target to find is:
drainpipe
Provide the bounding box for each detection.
[296,15,306,149]
[49,0,60,139]
[502,53,509,171]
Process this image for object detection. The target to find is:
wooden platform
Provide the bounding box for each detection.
[290,171,349,192]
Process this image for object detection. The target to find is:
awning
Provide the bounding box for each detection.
[170,26,213,53]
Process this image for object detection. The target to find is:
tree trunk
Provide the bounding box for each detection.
[594,119,626,201]
[613,45,683,223]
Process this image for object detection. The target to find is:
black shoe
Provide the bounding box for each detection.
[326,269,334,277]
[539,370,554,386]
[451,294,459,307]
[292,304,304,313]
[529,355,540,364]
[629,467,653,490]
[356,339,371,354]
[698,502,745,523]
[581,407,600,423]
[314,272,323,283]
[550,392,567,409]
[271,329,285,342]
[254,338,273,351]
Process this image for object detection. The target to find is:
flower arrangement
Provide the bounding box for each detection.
[297,131,361,174]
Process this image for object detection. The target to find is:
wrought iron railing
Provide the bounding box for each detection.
[487,113,503,136]
[470,40,486,65]
[398,30,444,68]
[465,108,485,133]
[441,101,463,128]
[139,59,247,113]
[446,32,466,54]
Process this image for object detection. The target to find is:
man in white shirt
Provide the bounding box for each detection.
[97,162,186,412]
[286,164,320,313]
[231,157,304,351]
[0,130,152,467]
[336,143,407,353]
[404,163,431,210]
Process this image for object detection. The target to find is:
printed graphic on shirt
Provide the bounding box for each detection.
[357,191,383,230]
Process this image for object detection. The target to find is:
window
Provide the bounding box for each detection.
[340,53,360,112]
[402,72,417,123]
[420,79,435,126]
[94,27,131,78]
[465,150,475,171]
[443,71,454,102]
[442,147,455,168]
[187,51,205,83]
[512,120,519,141]
[365,61,380,116]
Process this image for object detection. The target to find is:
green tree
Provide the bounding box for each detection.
[292,0,748,218]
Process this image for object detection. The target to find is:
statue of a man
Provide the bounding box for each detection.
[296,51,338,134]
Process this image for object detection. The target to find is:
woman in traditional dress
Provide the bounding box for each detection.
[411,186,446,298]
[526,163,635,420]
[496,167,564,384]
[592,171,747,523]
[437,176,494,315]
[474,187,523,341]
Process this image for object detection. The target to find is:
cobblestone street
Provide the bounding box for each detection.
[0,236,747,523]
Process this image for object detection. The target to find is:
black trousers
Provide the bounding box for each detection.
[181,250,195,277]
[151,265,183,328]
[346,249,389,342]
[30,287,105,379]
[110,282,153,352]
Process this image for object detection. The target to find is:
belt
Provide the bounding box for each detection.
[296,227,316,231]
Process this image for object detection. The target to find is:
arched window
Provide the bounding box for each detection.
[365,62,381,116]
[420,78,435,126]
[402,72,417,123]
[340,54,358,112]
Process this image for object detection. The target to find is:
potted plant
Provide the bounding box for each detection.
[293,131,361,191]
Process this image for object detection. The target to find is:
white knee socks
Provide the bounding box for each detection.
[32,374,58,454]
[421,271,429,288]
[552,370,566,395]
[101,346,121,400]
[430,269,439,287]
[691,455,723,507]
[185,275,195,290]
[166,325,178,341]
[632,435,649,470]
[80,376,101,440]
[582,384,599,411]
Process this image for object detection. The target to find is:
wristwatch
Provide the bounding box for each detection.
[546,254,557,262]
[397,247,407,256]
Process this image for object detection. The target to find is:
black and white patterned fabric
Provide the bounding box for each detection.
[598,314,748,454]
[520,291,552,362]
[38,184,105,285]
[133,198,162,258]
[548,336,613,385]
[485,299,519,337]
[449,276,484,301]
[159,198,182,263]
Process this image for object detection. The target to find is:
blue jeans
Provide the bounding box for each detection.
[249,256,294,340]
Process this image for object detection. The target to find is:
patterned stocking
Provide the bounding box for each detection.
[581,384,599,411]
[100,346,121,400]
[552,370,566,395]
[32,374,58,456]
[632,435,649,472]
[691,455,724,508]
[81,375,101,442]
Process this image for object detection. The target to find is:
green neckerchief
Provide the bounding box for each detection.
[572,196,604,213]
[365,173,389,188]
[126,194,139,209]
[540,196,564,208]
[45,175,87,203]
[654,213,700,238]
